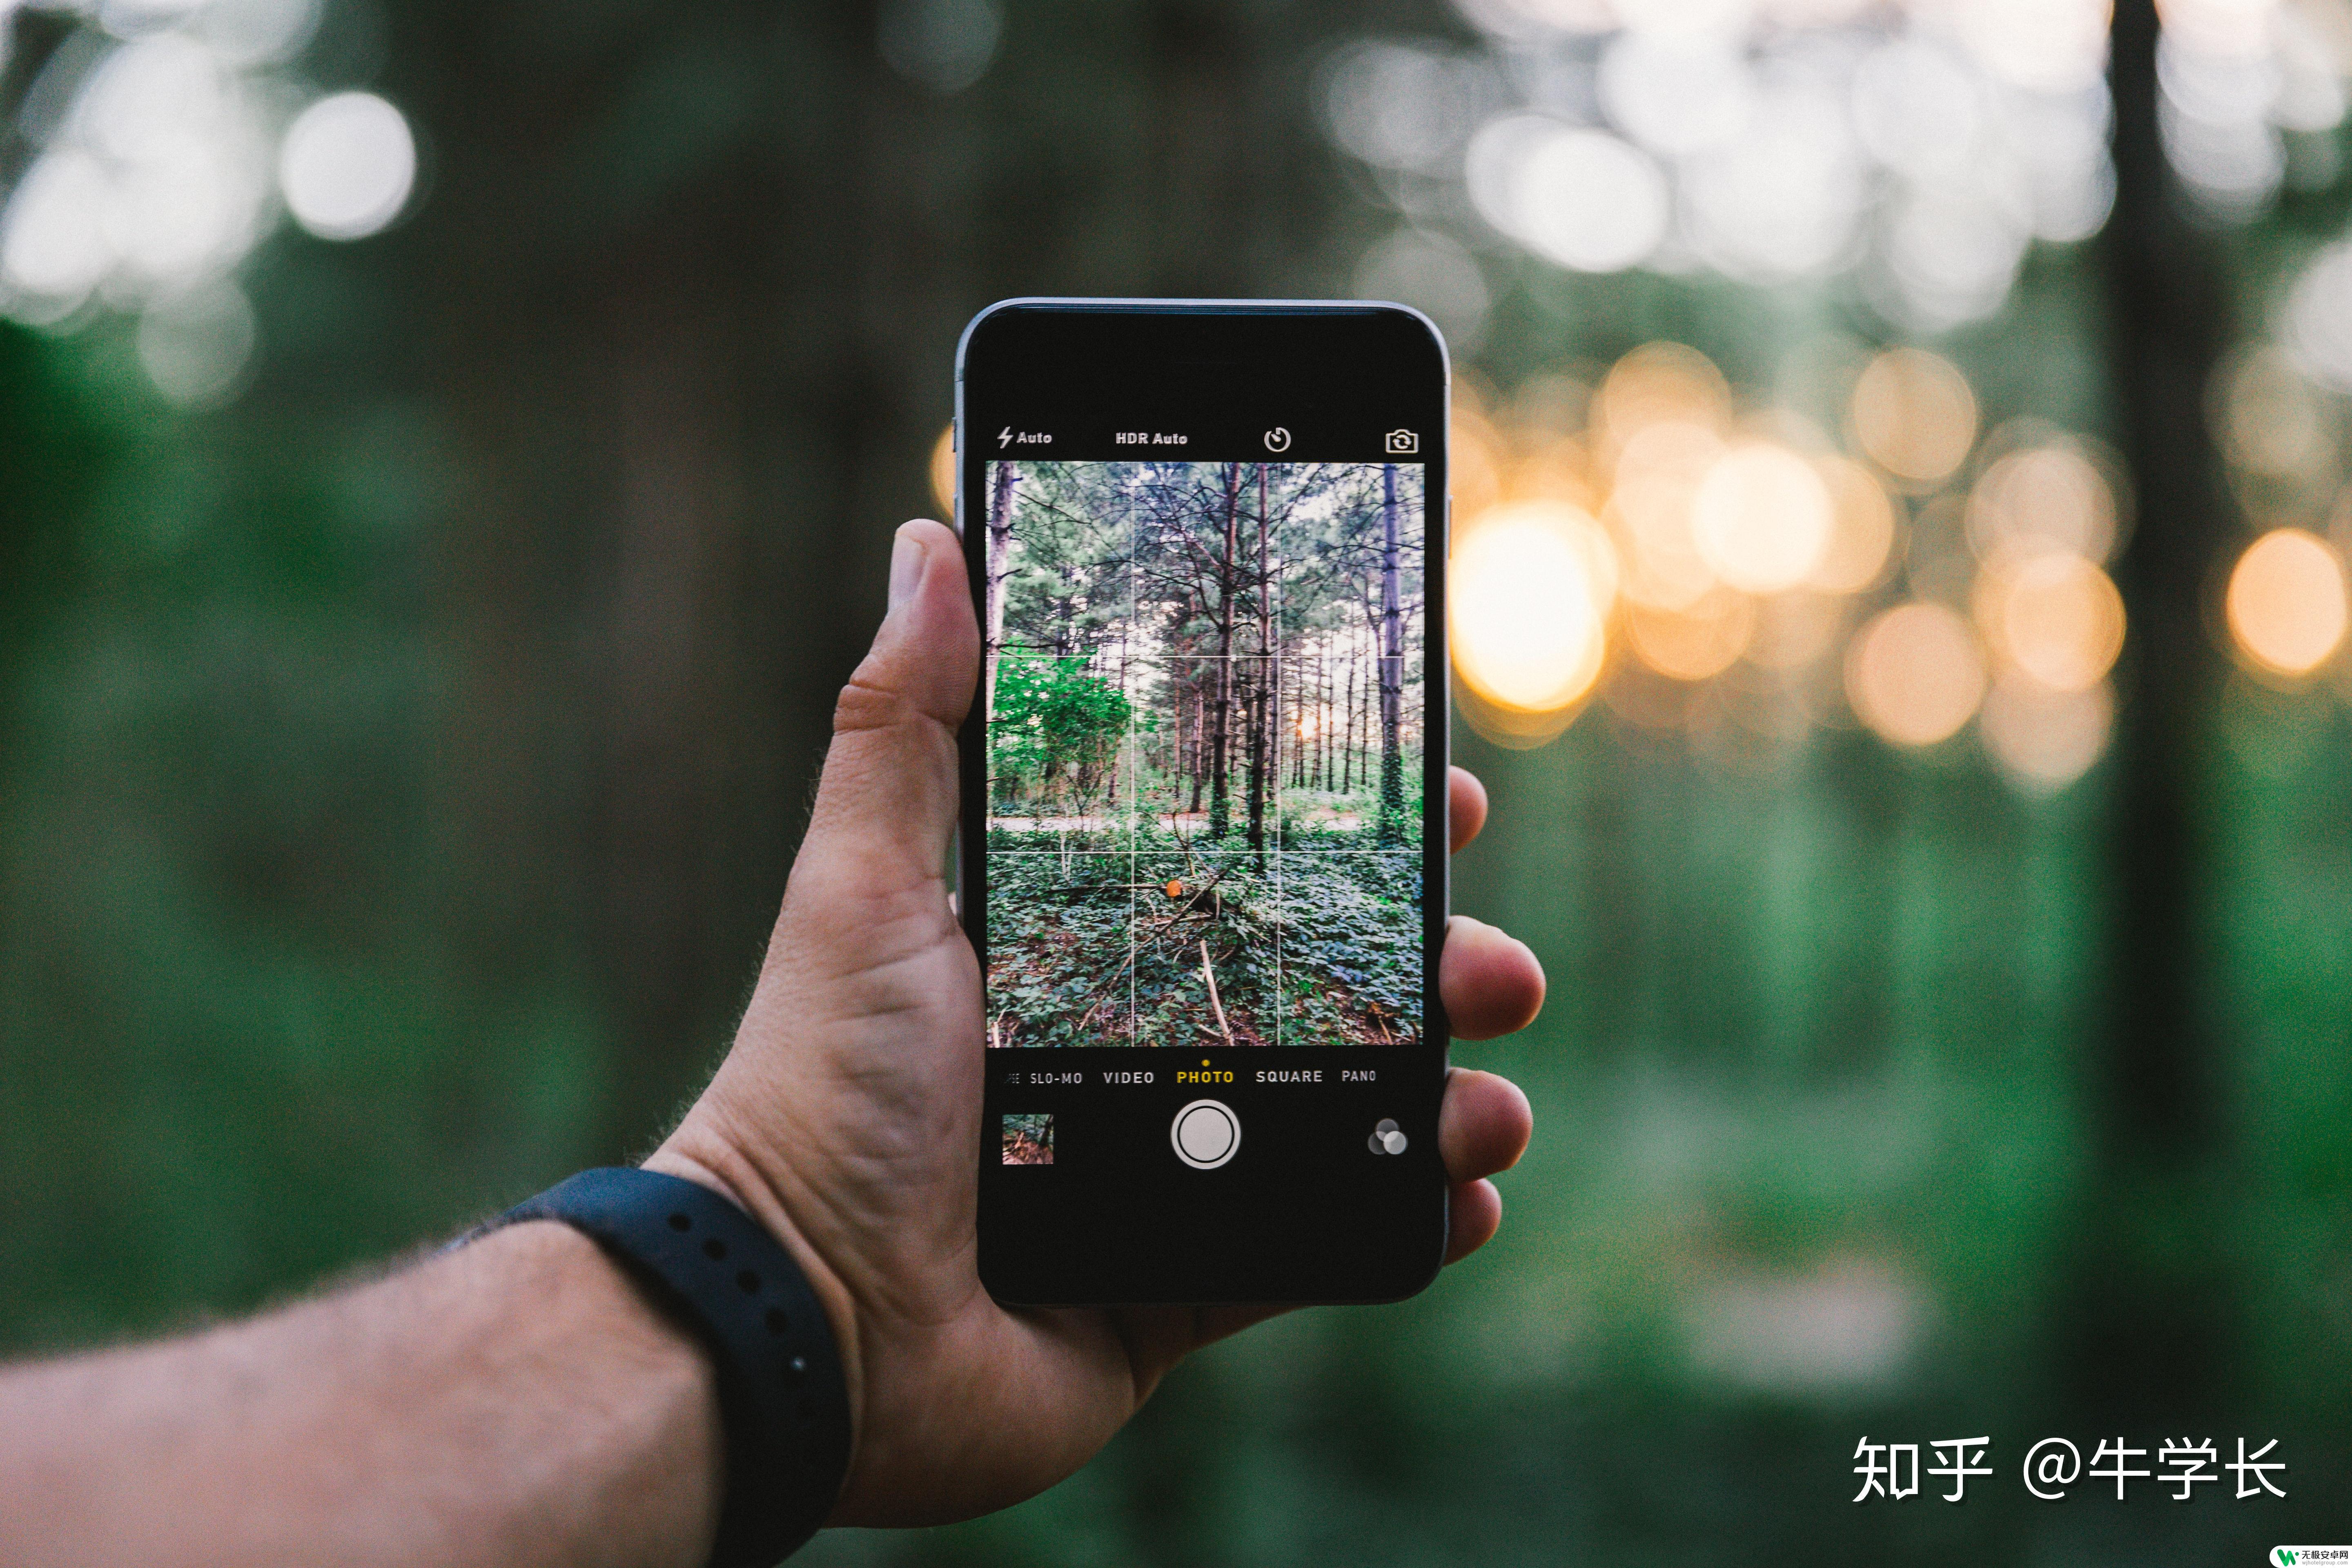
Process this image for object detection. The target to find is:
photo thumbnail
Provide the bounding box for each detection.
[1002,1112,1055,1165]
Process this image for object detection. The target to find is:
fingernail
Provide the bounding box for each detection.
[888,525,925,612]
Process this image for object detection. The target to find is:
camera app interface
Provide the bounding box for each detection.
[980,459,1428,1050]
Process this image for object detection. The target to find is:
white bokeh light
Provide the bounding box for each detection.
[1851,38,1985,184]
[1470,117,1669,273]
[0,1,426,404]
[1874,189,2032,330]
[1338,0,2145,322]
[280,91,416,241]
[1599,32,1755,155]
[137,276,256,406]
[1682,86,1863,279]
[877,0,1003,94]
[0,149,116,317]
[1324,40,1499,174]
[2286,239,2352,392]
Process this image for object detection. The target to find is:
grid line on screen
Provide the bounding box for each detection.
[985,459,1426,1051]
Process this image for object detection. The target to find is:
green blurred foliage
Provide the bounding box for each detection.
[0,0,2347,1561]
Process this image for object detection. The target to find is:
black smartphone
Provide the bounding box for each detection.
[956,299,1449,1306]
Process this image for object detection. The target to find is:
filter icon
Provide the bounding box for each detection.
[1367,1118,1408,1156]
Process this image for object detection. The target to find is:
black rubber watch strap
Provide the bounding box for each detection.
[493,1167,851,1568]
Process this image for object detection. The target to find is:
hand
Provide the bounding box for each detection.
[648,519,1545,1526]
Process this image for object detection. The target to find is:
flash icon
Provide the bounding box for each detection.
[998,427,1013,449]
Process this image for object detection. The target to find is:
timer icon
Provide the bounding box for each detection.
[1263,427,1291,452]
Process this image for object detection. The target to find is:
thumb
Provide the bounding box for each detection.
[791,519,978,905]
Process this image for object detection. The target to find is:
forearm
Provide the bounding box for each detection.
[0,1221,721,1568]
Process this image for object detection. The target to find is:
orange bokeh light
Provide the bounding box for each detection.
[1851,348,1978,486]
[2227,527,2350,676]
[1845,601,1988,746]
[1975,552,2126,692]
[929,423,956,519]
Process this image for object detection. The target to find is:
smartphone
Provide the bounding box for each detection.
[957,299,1449,1305]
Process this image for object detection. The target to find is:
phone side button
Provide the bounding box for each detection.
[1171,1100,1240,1170]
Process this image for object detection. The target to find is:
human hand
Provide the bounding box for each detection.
[648,518,1544,1526]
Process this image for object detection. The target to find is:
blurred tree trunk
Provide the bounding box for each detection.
[984,463,1018,728]
[1247,463,1270,858]
[2078,0,2238,1423]
[1208,462,1241,840]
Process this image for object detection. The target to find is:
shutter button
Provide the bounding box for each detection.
[1171,1100,1240,1169]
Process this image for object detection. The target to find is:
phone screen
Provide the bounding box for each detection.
[959,303,1448,1305]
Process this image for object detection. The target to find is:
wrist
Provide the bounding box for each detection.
[641,1131,866,1503]
[452,1221,724,1568]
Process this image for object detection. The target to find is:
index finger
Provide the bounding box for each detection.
[1449,767,1488,855]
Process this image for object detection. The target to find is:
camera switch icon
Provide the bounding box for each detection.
[1383,430,1418,454]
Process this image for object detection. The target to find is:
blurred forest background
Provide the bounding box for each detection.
[3,0,2352,1561]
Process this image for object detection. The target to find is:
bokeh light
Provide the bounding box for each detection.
[930,423,956,519]
[1468,118,1670,274]
[2227,526,2350,675]
[280,92,416,241]
[136,278,256,407]
[1450,403,1509,521]
[922,334,2127,786]
[1607,420,1725,608]
[2288,241,2352,394]
[1846,600,1988,746]
[1326,0,2125,325]
[2214,344,2334,480]
[1690,441,1834,593]
[1966,437,2120,564]
[1597,341,1732,448]
[1452,501,1619,715]
[878,0,1005,93]
[1980,673,2114,791]
[1851,347,1978,485]
[0,0,411,403]
[1744,591,1847,670]
[1624,589,1754,681]
[1808,454,1899,592]
[1976,551,2127,692]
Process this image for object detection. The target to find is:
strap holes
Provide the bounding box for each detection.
[667,1213,692,1232]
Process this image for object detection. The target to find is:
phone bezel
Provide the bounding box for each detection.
[957,298,1452,1307]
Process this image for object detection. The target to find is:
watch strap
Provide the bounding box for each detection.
[492,1167,851,1567]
